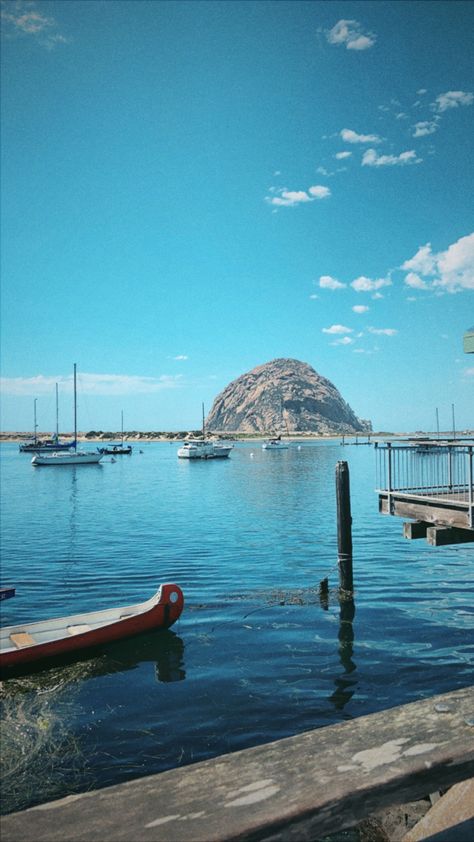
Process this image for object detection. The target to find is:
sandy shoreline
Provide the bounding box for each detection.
[0,430,438,443]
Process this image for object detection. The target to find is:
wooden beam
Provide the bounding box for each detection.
[2,687,473,842]
[379,494,470,529]
[403,521,429,540]
[426,526,474,546]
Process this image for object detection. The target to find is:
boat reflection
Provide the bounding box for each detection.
[329,596,357,712]
[1,629,186,685]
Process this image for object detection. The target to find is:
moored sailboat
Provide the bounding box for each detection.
[98,411,132,454]
[19,386,76,453]
[31,365,103,466]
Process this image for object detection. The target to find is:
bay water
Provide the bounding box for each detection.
[1,440,473,814]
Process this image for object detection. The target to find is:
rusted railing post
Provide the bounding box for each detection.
[336,461,353,593]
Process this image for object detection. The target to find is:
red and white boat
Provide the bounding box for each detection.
[0,583,184,672]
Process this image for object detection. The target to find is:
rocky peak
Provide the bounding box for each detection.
[206,358,371,434]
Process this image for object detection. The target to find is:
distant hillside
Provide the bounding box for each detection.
[206,358,371,434]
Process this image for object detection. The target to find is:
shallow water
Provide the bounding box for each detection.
[1,440,473,813]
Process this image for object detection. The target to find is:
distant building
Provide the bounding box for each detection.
[463,326,474,354]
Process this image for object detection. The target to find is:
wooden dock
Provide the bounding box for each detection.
[1,686,473,841]
[376,441,474,545]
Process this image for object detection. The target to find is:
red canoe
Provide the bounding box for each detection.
[0,583,184,671]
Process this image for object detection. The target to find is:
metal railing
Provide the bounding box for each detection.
[375,442,474,528]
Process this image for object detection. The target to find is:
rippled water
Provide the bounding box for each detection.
[1,440,473,814]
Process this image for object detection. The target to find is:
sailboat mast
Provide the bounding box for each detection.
[56,383,59,439]
[34,398,38,444]
[74,364,77,451]
[121,410,124,445]
[202,402,205,438]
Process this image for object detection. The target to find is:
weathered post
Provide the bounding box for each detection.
[336,460,353,593]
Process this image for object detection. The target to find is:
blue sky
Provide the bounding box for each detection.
[1,0,473,433]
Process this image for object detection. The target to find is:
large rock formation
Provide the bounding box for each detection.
[206,358,371,434]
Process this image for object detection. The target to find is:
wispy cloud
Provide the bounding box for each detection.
[434,90,474,113]
[1,1,69,49]
[171,355,189,361]
[362,148,421,167]
[319,275,346,290]
[0,373,183,397]
[402,232,474,293]
[465,367,474,377]
[352,305,369,313]
[335,151,352,160]
[322,324,353,335]
[266,185,330,207]
[326,19,376,51]
[351,276,392,292]
[331,336,355,346]
[341,128,381,144]
[368,327,398,336]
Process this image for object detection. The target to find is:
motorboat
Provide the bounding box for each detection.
[0,583,184,672]
[177,438,233,459]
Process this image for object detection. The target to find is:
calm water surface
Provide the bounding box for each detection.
[1,440,473,813]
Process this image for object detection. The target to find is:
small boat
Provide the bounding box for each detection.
[32,365,103,466]
[98,411,132,454]
[0,583,184,671]
[177,402,233,459]
[177,438,233,459]
[262,435,289,451]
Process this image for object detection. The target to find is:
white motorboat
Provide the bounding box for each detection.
[31,365,103,466]
[178,402,233,459]
[262,436,289,451]
[177,438,233,459]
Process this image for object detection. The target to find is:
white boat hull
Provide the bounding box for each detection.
[32,451,103,466]
[177,439,233,459]
[262,440,289,450]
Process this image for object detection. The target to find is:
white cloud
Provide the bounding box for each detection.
[362,148,421,166]
[0,373,183,397]
[412,120,438,137]
[335,151,352,159]
[351,276,392,292]
[404,272,428,290]
[319,275,346,290]
[368,327,398,336]
[465,367,474,377]
[352,305,369,313]
[309,294,319,299]
[402,243,437,275]
[308,185,331,199]
[332,336,355,345]
[266,185,330,207]
[434,90,474,113]
[172,355,189,361]
[1,1,69,49]
[417,89,428,95]
[341,128,381,144]
[401,233,474,293]
[322,324,353,335]
[326,20,376,51]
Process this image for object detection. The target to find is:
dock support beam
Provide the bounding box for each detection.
[336,460,353,593]
[426,526,474,546]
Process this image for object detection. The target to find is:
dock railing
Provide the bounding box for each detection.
[375,441,474,529]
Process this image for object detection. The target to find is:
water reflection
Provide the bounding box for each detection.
[329,596,357,712]
[2,629,186,685]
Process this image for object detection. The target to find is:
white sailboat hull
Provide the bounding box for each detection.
[32,451,103,466]
[177,439,233,459]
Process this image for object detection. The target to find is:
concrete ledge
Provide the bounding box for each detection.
[1,687,473,842]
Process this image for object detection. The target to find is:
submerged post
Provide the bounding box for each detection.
[336,461,353,593]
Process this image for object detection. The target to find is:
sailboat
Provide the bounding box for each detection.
[31,366,103,466]
[177,403,233,459]
[262,397,290,450]
[19,386,76,453]
[98,411,132,454]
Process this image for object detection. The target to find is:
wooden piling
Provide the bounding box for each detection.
[336,460,353,592]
